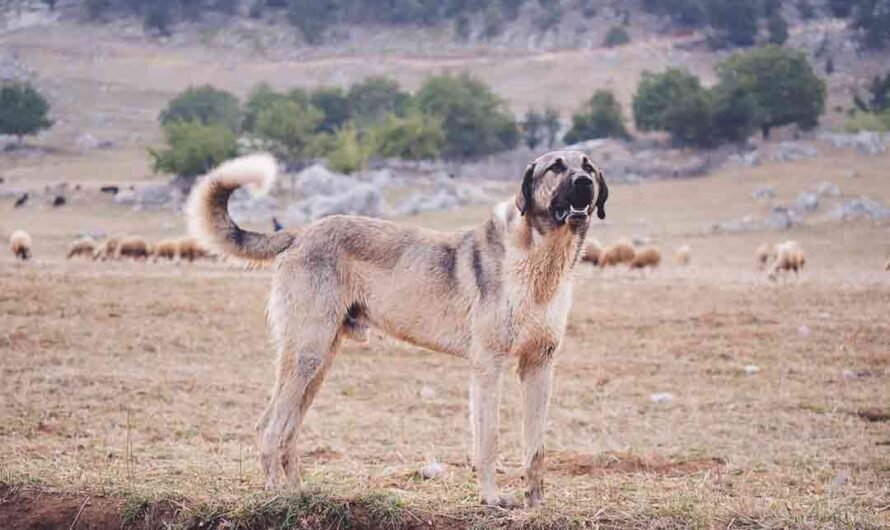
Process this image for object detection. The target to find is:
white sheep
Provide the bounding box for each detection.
[9,230,32,260]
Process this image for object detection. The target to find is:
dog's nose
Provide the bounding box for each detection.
[572,174,594,189]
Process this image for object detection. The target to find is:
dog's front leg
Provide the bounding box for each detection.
[520,360,554,507]
[471,356,519,508]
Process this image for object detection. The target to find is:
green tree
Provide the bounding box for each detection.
[633,69,714,146]
[717,46,826,138]
[706,0,759,47]
[415,73,519,159]
[0,83,53,146]
[522,109,545,150]
[160,85,241,133]
[604,26,630,47]
[242,83,287,132]
[348,77,410,125]
[310,87,352,133]
[287,0,336,44]
[797,0,816,19]
[85,0,110,21]
[150,121,237,178]
[144,3,174,36]
[371,112,445,160]
[253,98,323,162]
[828,0,854,17]
[767,13,789,45]
[851,0,890,49]
[710,81,759,143]
[542,107,561,148]
[564,90,629,144]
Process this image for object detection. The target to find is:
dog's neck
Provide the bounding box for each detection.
[494,201,586,305]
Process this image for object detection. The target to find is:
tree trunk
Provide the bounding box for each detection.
[761,125,771,140]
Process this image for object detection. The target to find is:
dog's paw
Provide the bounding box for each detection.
[481,493,521,509]
[525,490,544,508]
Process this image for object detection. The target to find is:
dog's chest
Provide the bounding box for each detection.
[506,280,572,357]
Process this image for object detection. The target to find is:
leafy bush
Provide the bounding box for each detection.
[144,3,174,36]
[159,85,241,133]
[252,98,323,163]
[325,125,372,174]
[604,26,630,47]
[564,90,629,144]
[633,68,704,133]
[150,121,237,178]
[348,77,410,125]
[242,83,286,132]
[415,73,518,159]
[705,0,759,47]
[310,87,352,133]
[0,83,53,145]
[371,112,444,160]
[851,0,890,49]
[767,13,789,45]
[845,109,890,132]
[717,45,826,138]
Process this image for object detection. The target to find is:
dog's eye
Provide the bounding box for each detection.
[582,161,595,173]
[549,160,565,173]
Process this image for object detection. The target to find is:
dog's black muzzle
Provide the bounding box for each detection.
[553,174,594,224]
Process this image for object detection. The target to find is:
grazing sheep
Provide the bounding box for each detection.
[581,239,602,265]
[9,230,32,260]
[66,236,96,259]
[675,244,691,267]
[630,246,661,270]
[94,236,121,261]
[599,240,636,268]
[177,237,209,262]
[755,243,773,270]
[116,236,151,260]
[152,238,180,262]
[767,240,806,281]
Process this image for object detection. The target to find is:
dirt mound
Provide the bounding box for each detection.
[0,486,176,530]
[548,451,725,478]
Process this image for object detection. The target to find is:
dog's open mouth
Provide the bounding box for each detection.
[554,205,589,224]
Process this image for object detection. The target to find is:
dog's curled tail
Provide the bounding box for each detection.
[186,153,294,263]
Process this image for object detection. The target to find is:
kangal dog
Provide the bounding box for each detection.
[187,150,608,508]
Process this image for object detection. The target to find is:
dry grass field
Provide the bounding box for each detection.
[2,145,889,529]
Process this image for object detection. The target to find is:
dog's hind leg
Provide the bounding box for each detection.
[256,272,344,489]
[519,360,554,508]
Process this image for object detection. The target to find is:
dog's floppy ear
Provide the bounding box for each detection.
[594,169,608,220]
[516,163,535,216]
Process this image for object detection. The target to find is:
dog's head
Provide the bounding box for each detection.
[515,150,608,233]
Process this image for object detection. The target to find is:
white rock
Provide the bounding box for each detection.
[420,461,444,480]
[649,392,674,403]
[419,386,436,401]
[798,324,811,338]
[744,364,760,375]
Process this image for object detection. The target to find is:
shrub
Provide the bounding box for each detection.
[150,121,237,178]
[415,73,519,159]
[705,0,759,48]
[348,77,410,125]
[242,83,286,132]
[633,69,718,147]
[522,109,545,150]
[564,90,629,144]
[0,82,53,146]
[325,125,372,174]
[845,109,890,132]
[371,112,444,160]
[310,87,352,133]
[252,98,323,163]
[159,85,241,133]
[767,13,789,45]
[604,26,630,47]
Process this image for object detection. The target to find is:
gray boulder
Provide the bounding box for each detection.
[830,196,890,221]
[816,181,841,197]
[796,192,819,213]
[752,185,776,201]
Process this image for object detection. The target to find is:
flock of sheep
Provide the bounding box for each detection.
[8,229,890,276]
[9,230,211,263]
